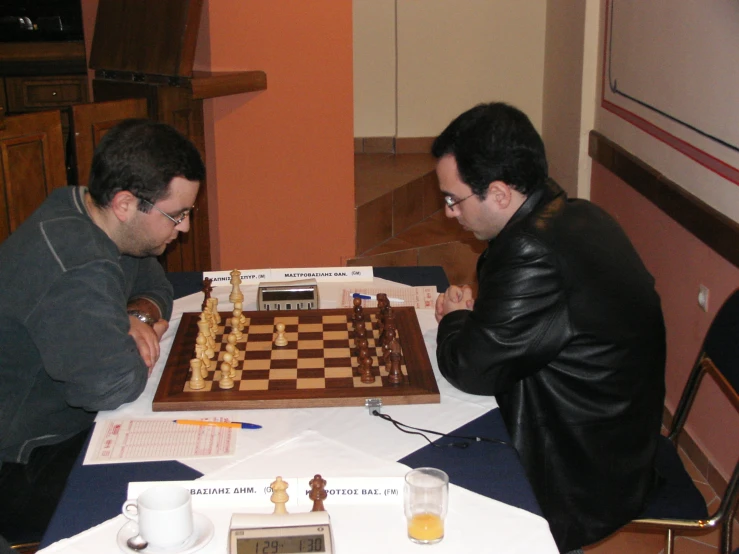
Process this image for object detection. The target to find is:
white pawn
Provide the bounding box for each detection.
[274,322,288,347]
[198,317,215,350]
[194,340,209,378]
[195,334,210,373]
[223,352,237,379]
[232,307,244,331]
[234,301,247,328]
[208,297,221,325]
[219,359,235,389]
[225,333,240,370]
[231,316,243,341]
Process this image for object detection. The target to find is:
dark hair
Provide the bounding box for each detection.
[431,102,547,197]
[88,119,205,210]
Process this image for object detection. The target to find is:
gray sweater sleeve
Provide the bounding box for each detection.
[27,260,148,412]
[124,255,174,320]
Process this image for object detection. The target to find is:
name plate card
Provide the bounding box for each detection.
[204,269,270,285]
[128,477,403,508]
[204,267,373,286]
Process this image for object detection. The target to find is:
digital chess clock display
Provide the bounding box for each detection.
[229,513,333,554]
[257,279,319,311]
[236,534,326,553]
[262,289,316,301]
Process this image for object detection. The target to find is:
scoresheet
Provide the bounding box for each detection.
[339,286,437,309]
[83,418,236,465]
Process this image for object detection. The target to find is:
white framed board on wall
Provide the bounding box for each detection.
[602,0,739,188]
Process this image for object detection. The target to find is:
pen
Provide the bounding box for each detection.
[173,419,262,430]
[352,293,405,303]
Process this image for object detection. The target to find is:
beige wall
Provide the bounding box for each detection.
[353,0,396,137]
[353,0,547,138]
[541,0,586,198]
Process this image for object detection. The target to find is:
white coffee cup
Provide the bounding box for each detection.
[122,484,194,549]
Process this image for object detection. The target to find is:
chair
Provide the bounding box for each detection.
[629,288,739,554]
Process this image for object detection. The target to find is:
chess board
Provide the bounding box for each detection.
[152,307,440,411]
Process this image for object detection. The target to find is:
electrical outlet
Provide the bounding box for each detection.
[698,285,709,312]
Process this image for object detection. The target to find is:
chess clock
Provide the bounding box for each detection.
[257,279,320,311]
[229,512,334,554]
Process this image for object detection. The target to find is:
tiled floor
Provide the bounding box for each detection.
[584,447,738,554]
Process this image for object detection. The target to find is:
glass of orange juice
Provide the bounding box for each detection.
[404,468,449,544]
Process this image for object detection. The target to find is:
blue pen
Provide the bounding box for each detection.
[173,419,262,430]
[352,292,405,303]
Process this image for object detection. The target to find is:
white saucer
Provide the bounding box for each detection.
[117,512,214,554]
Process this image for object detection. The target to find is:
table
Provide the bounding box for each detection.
[39,267,557,553]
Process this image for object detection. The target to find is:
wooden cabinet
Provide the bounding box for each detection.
[4,75,88,137]
[0,43,88,112]
[5,75,88,109]
[0,99,149,247]
[0,79,6,115]
[0,110,67,244]
[0,41,89,183]
[70,98,148,187]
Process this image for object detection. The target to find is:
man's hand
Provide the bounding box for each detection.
[128,316,169,374]
[435,285,475,323]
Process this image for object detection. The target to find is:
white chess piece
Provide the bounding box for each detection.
[226,333,240,370]
[188,359,206,390]
[229,269,244,304]
[274,322,288,347]
[270,477,289,515]
[219,358,235,389]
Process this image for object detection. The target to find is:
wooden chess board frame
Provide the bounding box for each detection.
[153,307,440,411]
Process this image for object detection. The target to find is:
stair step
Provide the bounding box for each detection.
[354,153,442,255]
[348,212,485,288]
[354,153,438,206]
[352,152,485,289]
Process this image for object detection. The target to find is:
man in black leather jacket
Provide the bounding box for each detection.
[433,103,666,553]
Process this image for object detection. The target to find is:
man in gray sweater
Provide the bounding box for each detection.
[0,119,205,542]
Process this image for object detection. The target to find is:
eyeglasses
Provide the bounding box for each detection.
[137,197,194,226]
[443,193,475,210]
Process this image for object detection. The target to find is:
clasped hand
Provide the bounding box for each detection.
[435,284,475,323]
[128,317,169,374]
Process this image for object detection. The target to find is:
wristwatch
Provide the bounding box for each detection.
[127,310,156,327]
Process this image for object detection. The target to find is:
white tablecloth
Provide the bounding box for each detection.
[39,277,558,553]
